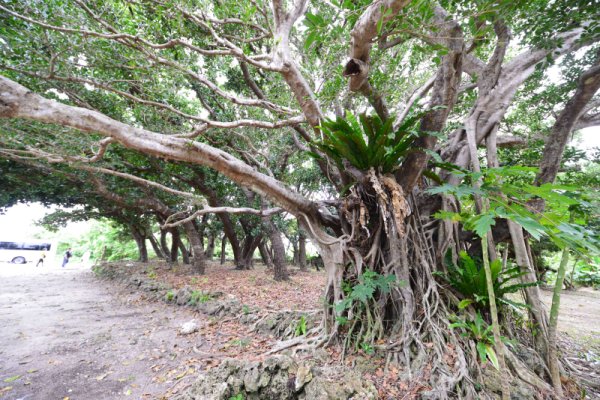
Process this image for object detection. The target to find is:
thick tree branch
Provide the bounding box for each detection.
[395,75,436,126]
[536,52,600,185]
[162,207,283,229]
[343,0,411,119]
[396,5,464,193]
[0,76,321,220]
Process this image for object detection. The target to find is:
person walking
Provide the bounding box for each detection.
[62,248,72,268]
[36,252,46,267]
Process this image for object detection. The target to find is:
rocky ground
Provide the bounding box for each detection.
[1,260,599,399]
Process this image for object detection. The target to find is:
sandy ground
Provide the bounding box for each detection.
[0,262,207,400]
[540,287,600,349]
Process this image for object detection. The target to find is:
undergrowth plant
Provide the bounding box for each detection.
[165,290,175,302]
[294,315,307,337]
[335,269,399,352]
[450,312,505,370]
[437,251,538,310]
[572,261,600,288]
[188,290,212,306]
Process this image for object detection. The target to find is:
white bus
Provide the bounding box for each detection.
[0,240,56,264]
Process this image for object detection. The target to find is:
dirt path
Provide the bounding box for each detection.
[540,287,600,349]
[0,264,204,400]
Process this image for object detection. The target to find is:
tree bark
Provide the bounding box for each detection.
[192,173,243,264]
[237,234,262,270]
[508,220,550,358]
[220,235,227,265]
[298,230,307,271]
[205,233,215,260]
[177,230,190,264]
[266,220,288,281]
[170,228,180,263]
[0,76,321,222]
[183,221,207,274]
[258,241,274,269]
[548,247,570,396]
[148,233,164,259]
[396,6,464,192]
[160,229,171,261]
[131,227,148,263]
[536,51,600,186]
[291,238,299,266]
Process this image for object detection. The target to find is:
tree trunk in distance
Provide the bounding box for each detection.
[169,228,180,264]
[183,221,207,274]
[267,221,288,281]
[178,234,190,264]
[148,233,165,259]
[205,234,215,260]
[237,235,261,270]
[220,236,227,265]
[160,230,171,261]
[258,241,274,269]
[131,227,148,263]
[291,239,299,266]
[298,231,307,271]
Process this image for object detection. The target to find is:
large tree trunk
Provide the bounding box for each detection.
[306,171,554,398]
[183,221,207,274]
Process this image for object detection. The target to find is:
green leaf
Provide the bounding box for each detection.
[512,215,546,240]
[467,213,496,237]
[458,299,473,309]
[485,345,500,370]
[476,341,488,364]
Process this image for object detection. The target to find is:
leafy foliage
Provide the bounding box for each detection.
[334,270,400,352]
[571,258,600,289]
[294,315,307,337]
[438,251,538,309]
[450,312,501,370]
[430,166,600,255]
[188,290,212,306]
[312,112,422,173]
[336,270,397,313]
[165,290,175,302]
